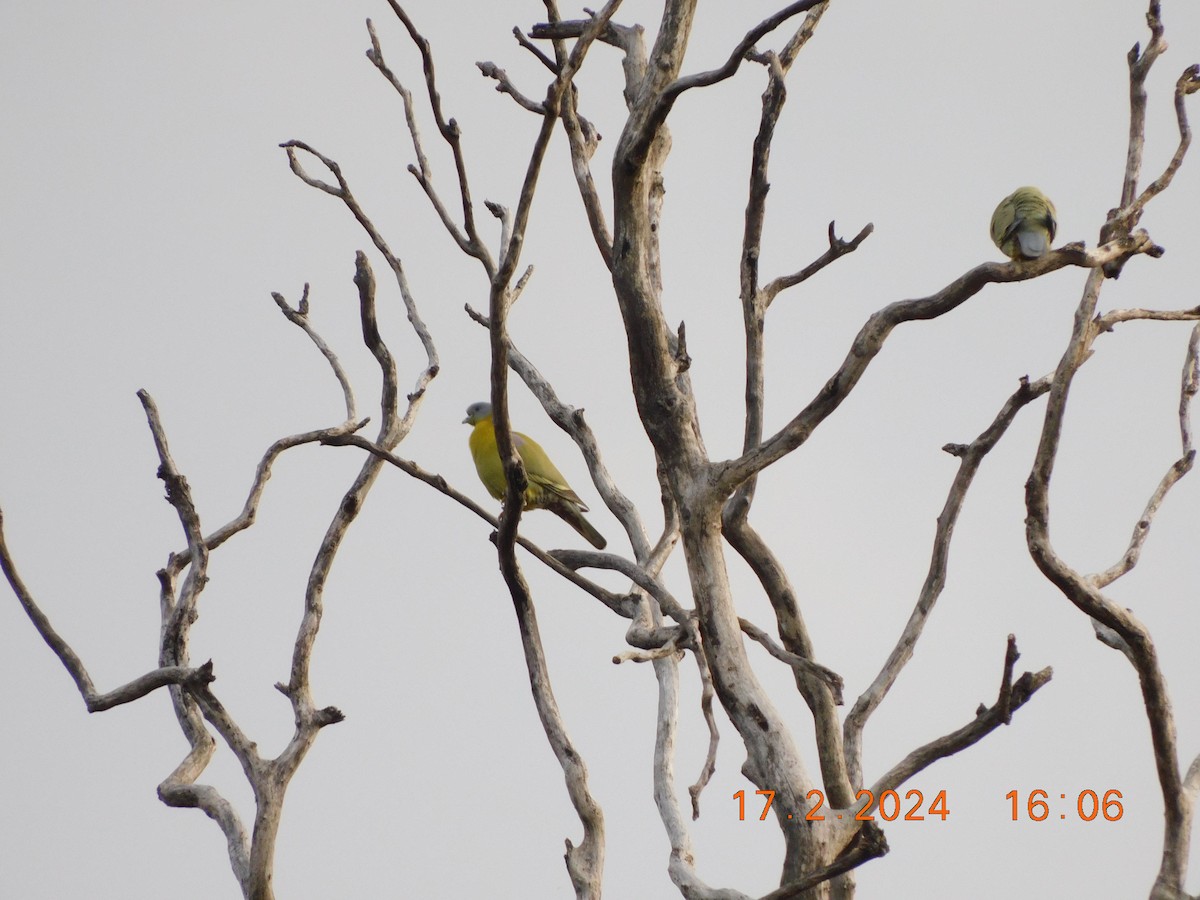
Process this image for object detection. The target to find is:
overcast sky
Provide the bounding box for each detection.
[3,2,1199,898]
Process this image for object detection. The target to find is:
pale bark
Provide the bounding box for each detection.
[5,3,1198,899]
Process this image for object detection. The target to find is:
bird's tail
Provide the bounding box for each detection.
[1017,228,1050,258]
[551,502,607,550]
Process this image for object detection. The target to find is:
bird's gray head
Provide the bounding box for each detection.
[463,401,493,425]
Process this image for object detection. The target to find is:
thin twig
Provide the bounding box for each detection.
[762,221,874,308]
[280,140,440,443]
[867,638,1052,801]
[0,510,218,712]
[739,617,843,701]
[1089,324,1199,588]
[844,375,1052,788]
[164,289,370,572]
[1094,305,1200,330]
[476,61,544,113]
[384,1,486,256]
[686,635,720,820]
[623,0,826,164]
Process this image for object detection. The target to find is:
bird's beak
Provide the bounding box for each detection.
[462,416,470,424]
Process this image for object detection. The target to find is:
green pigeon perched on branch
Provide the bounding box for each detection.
[990,186,1057,260]
[463,401,607,550]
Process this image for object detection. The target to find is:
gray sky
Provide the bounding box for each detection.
[2,2,1199,897]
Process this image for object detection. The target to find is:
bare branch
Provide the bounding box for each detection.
[364,22,496,274]
[477,60,544,113]
[733,0,834,508]
[514,24,558,73]
[1,507,98,701]
[739,617,843,702]
[494,531,607,898]
[0,518,221,714]
[1025,258,1191,894]
[620,539,730,893]
[636,633,748,900]
[326,432,630,614]
[274,286,357,421]
[382,2,487,256]
[687,641,720,819]
[1101,3,1198,277]
[560,81,614,268]
[155,733,250,885]
[776,1,828,69]
[1116,0,1168,212]
[664,0,825,105]
[485,200,515,271]
[529,18,641,55]
[1095,304,1200,330]
[1180,323,1200,454]
[760,822,889,900]
[622,0,827,165]
[762,221,874,308]
[1124,65,1200,224]
[845,374,1052,788]
[498,1,622,285]
[867,638,1052,799]
[484,3,622,585]
[160,290,372,573]
[1090,324,1199,588]
[279,142,439,441]
[132,393,259,887]
[651,629,738,899]
[366,20,431,175]
[530,2,617,267]
[716,236,1159,494]
[531,9,647,111]
[714,8,857,821]
[723,513,852,808]
[285,252,399,701]
[139,396,265,783]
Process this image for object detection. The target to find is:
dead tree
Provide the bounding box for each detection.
[3,2,1198,898]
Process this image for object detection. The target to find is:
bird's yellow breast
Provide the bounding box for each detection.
[468,418,509,501]
[467,416,580,510]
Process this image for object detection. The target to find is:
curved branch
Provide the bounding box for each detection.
[1101,2,1196,277]
[137,393,255,889]
[738,617,843,701]
[165,290,370,574]
[279,141,440,442]
[652,650,753,900]
[0,516,218,712]
[1088,323,1198,591]
[844,374,1052,789]
[1026,267,1190,896]
[867,637,1052,800]
[762,221,874,308]
[1116,0,1168,212]
[624,0,827,164]
[325,432,631,615]
[716,236,1158,494]
[381,2,487,258]
[476,60,544,112]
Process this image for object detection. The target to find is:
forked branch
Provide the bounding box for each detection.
[845,374,1052,789]
[866,637,1052,801]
